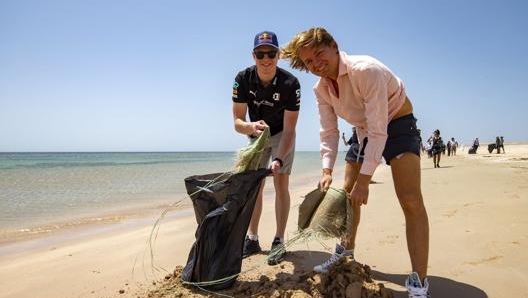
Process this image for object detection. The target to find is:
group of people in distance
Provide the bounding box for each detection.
[491,136,506,154]
[424,132,505,159]
[231,28,431,297]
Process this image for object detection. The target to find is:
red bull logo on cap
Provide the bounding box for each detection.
[254,31,278,49]
[259,33,273,43]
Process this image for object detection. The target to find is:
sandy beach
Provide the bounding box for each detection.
[0,143,527,298]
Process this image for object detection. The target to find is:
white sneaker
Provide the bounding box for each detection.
[313,243,353,273]
[405,272,431,298]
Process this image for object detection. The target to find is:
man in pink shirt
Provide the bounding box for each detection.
[282,27,430,297]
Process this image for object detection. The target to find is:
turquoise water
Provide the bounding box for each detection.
[0,151,326,239]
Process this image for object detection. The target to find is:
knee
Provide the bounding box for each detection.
[274,186,289,199]
[398,192,426,216]
[273,174,289,189]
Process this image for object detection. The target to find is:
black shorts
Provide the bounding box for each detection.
[382,113,421,164]
[345,114,421,165]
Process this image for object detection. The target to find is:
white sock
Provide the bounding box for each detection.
[248,234,258,241]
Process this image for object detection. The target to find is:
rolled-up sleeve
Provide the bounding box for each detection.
[357,66,388,175]
[315,88,339,170]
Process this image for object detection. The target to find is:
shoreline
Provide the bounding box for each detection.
[0,167,325,259]
[1,143,524,252]
[0,151,326,246]
[0,196,194,246]
[0,207,196,261]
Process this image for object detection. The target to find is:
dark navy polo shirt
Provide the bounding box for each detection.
[232,66,301,136]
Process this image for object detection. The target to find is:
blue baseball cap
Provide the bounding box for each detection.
[253,31,279,50]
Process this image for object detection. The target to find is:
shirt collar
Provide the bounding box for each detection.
[319,51,348,87]
[250,66,278,87]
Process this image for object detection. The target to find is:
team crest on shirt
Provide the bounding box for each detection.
[232,81,239,98]
[272,93,280,101]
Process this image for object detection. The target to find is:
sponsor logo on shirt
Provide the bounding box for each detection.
[253,99,275,108]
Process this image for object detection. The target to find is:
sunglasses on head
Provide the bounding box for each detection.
[254,50,278,59]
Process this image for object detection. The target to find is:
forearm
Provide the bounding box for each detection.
[234,118,256,136]
[355,173,372,187]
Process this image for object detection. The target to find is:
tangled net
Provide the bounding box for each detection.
[234,127,270,173]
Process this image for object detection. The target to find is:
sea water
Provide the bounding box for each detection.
[0,151,326,240]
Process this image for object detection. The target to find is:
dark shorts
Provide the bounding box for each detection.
[248,131,295,174]
[382,113,421,164]
[345,113,421,165]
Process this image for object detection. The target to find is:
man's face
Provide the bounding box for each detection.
[298,43,339,79]
[253,45,278,74]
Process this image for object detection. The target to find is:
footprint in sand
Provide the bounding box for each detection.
[466,255,503,265]
[443,209,458,218]
[378,234,399,245]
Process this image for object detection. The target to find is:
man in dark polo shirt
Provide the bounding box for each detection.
[232,30,301,265]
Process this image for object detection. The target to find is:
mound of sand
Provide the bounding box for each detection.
[141,253,393,298]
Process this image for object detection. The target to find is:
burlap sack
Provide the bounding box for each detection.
[298,187,350,238]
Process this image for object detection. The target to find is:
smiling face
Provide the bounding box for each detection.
[253,45,279,82]
[298,43,340,80]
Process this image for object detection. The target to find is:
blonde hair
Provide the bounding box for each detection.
[281,27,337,72]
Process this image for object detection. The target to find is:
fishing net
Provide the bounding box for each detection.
[234,127,270,172]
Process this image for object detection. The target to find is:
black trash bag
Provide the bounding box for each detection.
[184,172,232,225]
[181,168,269,290]
[488,143,496,153]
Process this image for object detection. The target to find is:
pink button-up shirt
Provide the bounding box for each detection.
[315,52,406,176]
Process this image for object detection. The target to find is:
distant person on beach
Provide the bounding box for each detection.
[232,31,301,265]
[469,137,479,154]
[499,136,505,153]
[342,127,362,162]
[429,129,443,168]
[450,137,458,156]
[418,129,425,153]
[342,127,378,184]
[495,136,504,154]
[282,27,430,297]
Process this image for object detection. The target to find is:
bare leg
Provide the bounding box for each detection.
[390,153,429,282]
[433,153,441,167]
[273,173,290,239]
[341,161,361,250]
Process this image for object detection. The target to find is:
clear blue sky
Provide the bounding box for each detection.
[1,0,527,152]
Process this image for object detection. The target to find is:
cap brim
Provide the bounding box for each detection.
[253,43,279,50]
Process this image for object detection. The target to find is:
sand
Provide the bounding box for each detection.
[0,143,527,298]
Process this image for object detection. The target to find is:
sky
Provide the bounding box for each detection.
[1,0,527,152]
